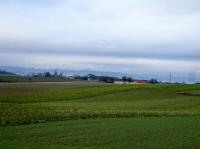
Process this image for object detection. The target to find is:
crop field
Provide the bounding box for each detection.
[0,75,71,83]
[0,82,200,148]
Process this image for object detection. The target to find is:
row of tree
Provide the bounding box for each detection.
[32,71,64,78]
[30,72,160,84]
[72,74,116,83]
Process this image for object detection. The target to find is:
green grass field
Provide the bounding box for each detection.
[0,83,200,148]
[1,117,200,149]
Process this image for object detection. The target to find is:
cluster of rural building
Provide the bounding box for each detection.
[67,74,156,84]
[29,71,160,84]
[31,71,153,84]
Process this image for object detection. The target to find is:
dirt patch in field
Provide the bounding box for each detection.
[178,90,200,96]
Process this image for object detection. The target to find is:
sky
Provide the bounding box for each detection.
[0,0,200,82]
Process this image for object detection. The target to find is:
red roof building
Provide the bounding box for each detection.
[133,80,149,84]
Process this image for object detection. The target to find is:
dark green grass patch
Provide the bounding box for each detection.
[179,90,200,96]
[1,117,200,149]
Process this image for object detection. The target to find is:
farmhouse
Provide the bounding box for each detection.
[114,81,124,84]
[133,80,149,84]
[114,80,149,84]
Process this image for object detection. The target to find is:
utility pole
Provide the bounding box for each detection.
[170,72,172,84]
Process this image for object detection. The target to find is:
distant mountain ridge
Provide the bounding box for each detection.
[0,70,16,76]
[0,66,129,78]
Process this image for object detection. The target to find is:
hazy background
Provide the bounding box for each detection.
[0,0,200,82]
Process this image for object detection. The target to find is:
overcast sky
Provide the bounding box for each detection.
[0,0,200,81]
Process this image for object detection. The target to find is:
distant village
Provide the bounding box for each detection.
[29,71,165,84]
[1,70,199,84]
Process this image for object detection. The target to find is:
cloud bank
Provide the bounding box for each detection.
[0,0,200,81]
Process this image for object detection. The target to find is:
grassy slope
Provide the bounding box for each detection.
[1,84,200,126]
[1,117,200,149]
[1,83,200,149]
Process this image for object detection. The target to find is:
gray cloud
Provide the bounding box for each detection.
[1,39,200,61]
[0,0,200,81]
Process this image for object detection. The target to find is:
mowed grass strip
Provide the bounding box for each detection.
[1,117,200,149]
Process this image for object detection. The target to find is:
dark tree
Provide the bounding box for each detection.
[81,76,88,80]
[28,78,32,82]
[74,75,81,80]
[149,79,159,84]
[106,77,114,83]
[54,70,58,78]
[44,72,51,77]
[88,74,97,80]
[126,77,133,82]
[37,73,43,77]
[59,73,63,78]
[122,76,127,82]
[98,76,114,83]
